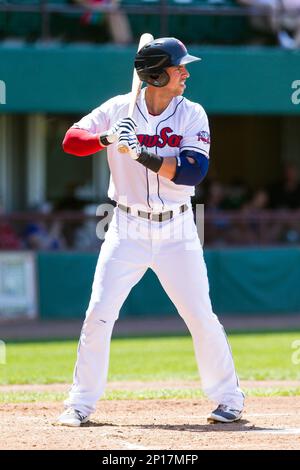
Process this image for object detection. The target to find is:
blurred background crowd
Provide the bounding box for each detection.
[1,0,300,251]
[1,161,300,250]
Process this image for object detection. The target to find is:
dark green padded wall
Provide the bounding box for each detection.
[37,248,300,319]
[1,45,300,114]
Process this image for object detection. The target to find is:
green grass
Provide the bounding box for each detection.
[1,331,300,386]
[230,331,300,381]
[2,387,300,404]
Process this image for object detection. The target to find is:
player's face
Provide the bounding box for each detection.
[164,65,190,96]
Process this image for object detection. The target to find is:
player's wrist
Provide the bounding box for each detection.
[99,132,118,147]
[136,149,163,173]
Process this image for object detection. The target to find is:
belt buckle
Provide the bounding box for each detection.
[150,212,159,222]
[140,208,177,222]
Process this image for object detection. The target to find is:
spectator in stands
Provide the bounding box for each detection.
[73,203,102,250]
[237,0,300,48]
[268,162,300,209]
[235,188,272,244]
[280,220,300,243]
[242,187,270,213]
[0,202,22,250]
[206,180,227,210]
[204,181,232,245]
[55,181,87,247]
[55,181,86,212]
[222,179,250,210]
[23,203,66,250]
[74,0,133,44]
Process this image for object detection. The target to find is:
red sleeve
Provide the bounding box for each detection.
[62,128,106,156]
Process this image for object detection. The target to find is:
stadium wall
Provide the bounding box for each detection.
[0,45,300,114]
[36,248,300,319]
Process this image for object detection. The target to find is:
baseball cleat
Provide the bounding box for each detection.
[56,408,89,427]
[207,404,242,423]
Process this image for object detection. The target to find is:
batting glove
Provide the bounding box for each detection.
[118,117,137,134]
[118,131,141,160]
[99,119,123,147]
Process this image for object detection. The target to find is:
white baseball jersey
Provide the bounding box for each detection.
[65,88,244,419]
[73,87,210,212]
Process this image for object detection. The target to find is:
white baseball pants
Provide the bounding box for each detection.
[65,207,244,415]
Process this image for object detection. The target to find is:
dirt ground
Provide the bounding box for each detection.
[1,381,300,450]
[1,318,300,450]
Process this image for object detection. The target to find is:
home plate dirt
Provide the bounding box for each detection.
[1,386,300,450]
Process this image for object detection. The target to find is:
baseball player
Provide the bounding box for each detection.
[57,37,244,427]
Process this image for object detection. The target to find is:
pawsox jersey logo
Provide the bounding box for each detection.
[197,130,210,144]
[137,127,182,148]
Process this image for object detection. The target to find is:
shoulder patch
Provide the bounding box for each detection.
[197,130,211,144]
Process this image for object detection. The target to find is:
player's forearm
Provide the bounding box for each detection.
[133,149,176,180]
[62,128,105,156]
[158,157,177,180]
[134,148,209,186]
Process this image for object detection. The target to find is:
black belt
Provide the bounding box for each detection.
[117,203,188,222]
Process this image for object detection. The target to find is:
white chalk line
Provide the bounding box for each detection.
[122,441,151,450]
[248,428,300,435]
[245,413,293,417]
[174,414,300,435]
[177,413,292,419]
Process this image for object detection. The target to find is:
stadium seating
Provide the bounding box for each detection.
[121,0,251,44]
[0,0,252,44]
[0,0,107,42]
[0,1,41,39]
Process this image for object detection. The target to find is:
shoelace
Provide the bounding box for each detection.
[218,405,240,413]
[75,410,86,421]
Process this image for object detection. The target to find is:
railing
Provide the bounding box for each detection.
[1,208,300,249]
[0,0,277,39]
[204,209,300,246]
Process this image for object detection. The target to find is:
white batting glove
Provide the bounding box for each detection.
[99,119,123,146]
[118,130,141,160]
[118,117,137,134]
[118,117,137,145]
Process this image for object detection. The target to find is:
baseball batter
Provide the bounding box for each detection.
[57,37,244,427]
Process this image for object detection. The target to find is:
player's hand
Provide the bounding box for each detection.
[117,117,139,158]
[109,117,136,139]
[99,119,123,146]
[118,130,140,160]
[118,117,137,134]
[117,117,138,155]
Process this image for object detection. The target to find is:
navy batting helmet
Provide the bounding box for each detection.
[134,37,201,87]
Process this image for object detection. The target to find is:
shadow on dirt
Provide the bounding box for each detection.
[82,419,274,433]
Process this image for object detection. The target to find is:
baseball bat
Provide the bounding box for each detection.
[117,32,154,154]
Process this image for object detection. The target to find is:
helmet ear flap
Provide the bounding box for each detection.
[137,70,170,87]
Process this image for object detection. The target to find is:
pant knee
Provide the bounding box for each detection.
[85,300,120,323]
[180,309,221,332]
